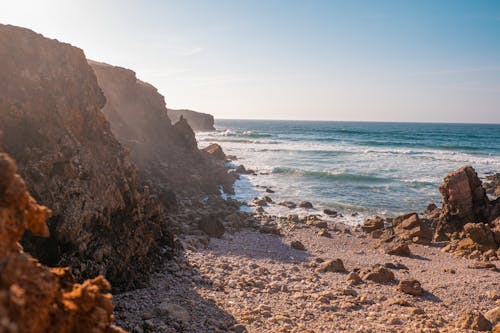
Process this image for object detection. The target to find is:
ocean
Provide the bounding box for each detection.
[197,120,500,225]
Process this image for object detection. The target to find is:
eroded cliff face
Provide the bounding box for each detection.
[89,61,234,198]
[0,24,172,290]
[167,109,215,132]
[0,152,126,333]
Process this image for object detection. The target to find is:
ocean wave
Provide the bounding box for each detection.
[272,167,391,183]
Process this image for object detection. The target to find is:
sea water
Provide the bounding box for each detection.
[197,120,500,225]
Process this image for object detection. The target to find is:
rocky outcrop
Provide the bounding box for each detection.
[0,24,172,290]
[167,109,215,132]
[0,152,125,333]
[89,61,235,198]
[437,166,493,236]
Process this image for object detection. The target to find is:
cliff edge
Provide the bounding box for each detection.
[0,24,172,290]
[167,108,216,132]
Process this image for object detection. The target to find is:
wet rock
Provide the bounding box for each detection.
[362,216,385,233]
[323,209,337,216]
[397,279,423,296]
[316,259,347,273]
[291,240,306,251]
[198,215,225,238]
[457,310,492,331]
[362,265,395,283]
[265,188,275,193]
[278,201,297,209]
[299,201,313,209]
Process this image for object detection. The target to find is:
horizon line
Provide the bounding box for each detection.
[213,117,500,126]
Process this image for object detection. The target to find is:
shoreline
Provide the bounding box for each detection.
[112,157,500,333]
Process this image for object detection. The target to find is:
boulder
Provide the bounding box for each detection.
[457,310,492,331]
[384,242,411,256]
[362,216,385,233]
[437,166,491,238]
[362,265,395,283]
[393,213,432,244]
[279,201,297,209]
[463,222,497,250]
[397,279,423,296]
[198,214,225,238]
[299,201,313,209]
[202,143,226,160]
[323,209,337,216]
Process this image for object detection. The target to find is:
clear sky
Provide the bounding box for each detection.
[1,1,500,123]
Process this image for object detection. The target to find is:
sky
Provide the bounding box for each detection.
[1,0,500,123]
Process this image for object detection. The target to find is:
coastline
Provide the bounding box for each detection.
[112,154,500,333]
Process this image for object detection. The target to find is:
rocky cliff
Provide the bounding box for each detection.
[89,61,234,198]
[0,151,126,333]
[0,24,172,290]
[167,109,215,132]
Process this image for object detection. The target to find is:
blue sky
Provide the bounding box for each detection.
[1,0,499,122]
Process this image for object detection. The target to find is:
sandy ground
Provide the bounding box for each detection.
[113,223,499,333]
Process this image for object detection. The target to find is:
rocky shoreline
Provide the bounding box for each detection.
[0,23,499,333]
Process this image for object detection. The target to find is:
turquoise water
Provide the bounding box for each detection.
[198,120,500,223]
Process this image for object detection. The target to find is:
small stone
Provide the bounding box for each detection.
[384,242,411,256]
[291,240,306,251]
[347,272,362,285]
[316,259,347,273]
[318,229,331,237]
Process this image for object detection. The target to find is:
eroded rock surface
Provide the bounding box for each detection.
[0,152,125,333]
[0,24,172,290]
[89,61,235,198]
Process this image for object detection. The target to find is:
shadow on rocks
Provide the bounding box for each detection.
[112,250,240,333]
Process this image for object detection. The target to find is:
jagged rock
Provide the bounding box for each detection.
[0,151,124,332]
[198,214,225,238]
[90,61,234,198]
[485,307,500,326]
[362,265,395,283]
[167,108,215,132]
[484,173,500,197]
[0,24,171,290]
[463,222,497,250]
[202,143,226,161]
[393,213,432,244]
[397,279,423,296]
[362,216,385,233]
[456,310,492,331]
[235,165,255,175]
[299,201,313,209]
[437,166,492,238]
[316,259,347,273]
[291,240,306,251]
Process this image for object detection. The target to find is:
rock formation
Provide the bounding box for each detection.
[0,152,125,333]
[0,24,172,290]
[89,61,235,198]
[167,109,215,132]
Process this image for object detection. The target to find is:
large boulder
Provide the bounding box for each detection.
[437,166,491,237]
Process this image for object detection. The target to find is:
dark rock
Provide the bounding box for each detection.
[299,201,313,209]
[291,240,306,251]
[323,209,337,216]
[198,214,225,238]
